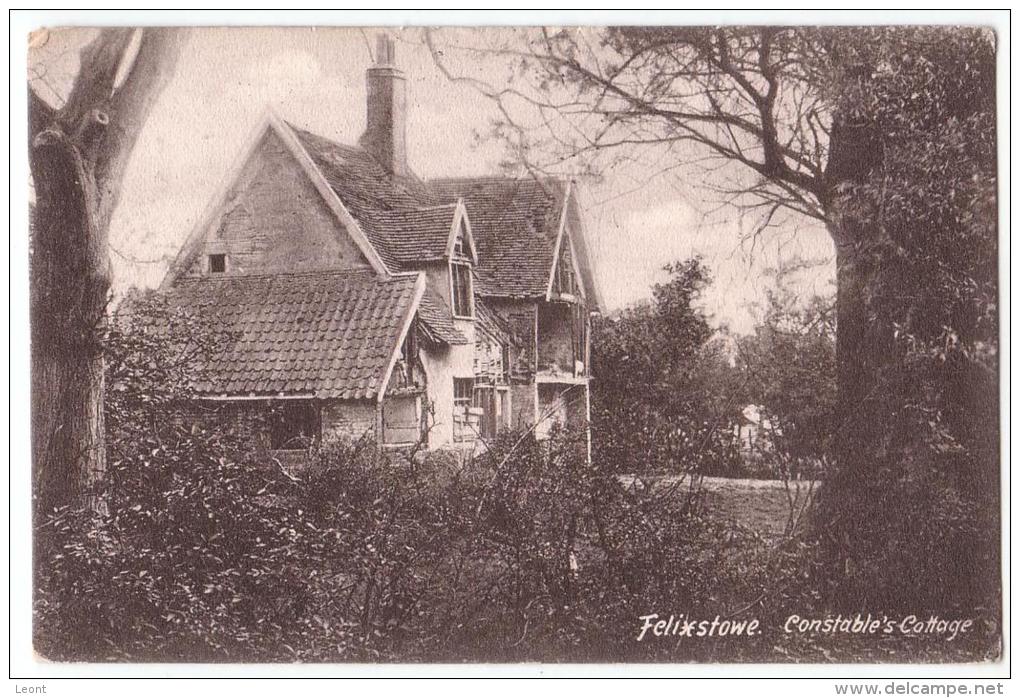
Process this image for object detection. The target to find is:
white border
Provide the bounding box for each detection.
[8,8,1011,686]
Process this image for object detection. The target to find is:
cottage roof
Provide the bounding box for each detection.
[163,269,425,401]
[417,288,469,345]
[157,111,601,403]
[427,177,564,299]
[289,123,599,306]
[358,204,460,265]
[164,115,600,308]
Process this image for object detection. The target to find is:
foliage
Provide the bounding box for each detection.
[590,258,743,476]
[31,27,1002,661]
[33,421,729,661]
[34,292,998,662]
[430,25,1000,615]
[805,28,999,613]
[35,292,352,660]
[734,279,837,475]
[34,294,753,661]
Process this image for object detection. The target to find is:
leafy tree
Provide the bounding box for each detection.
[35,292,728,661]
[29,28,186,513]
[36,291,995,661]
[428,26,998,610]
[591,258,743,475]
[735,277,837,467]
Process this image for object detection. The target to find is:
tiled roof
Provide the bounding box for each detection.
[163,270,419,400]
[427,177,566,299]
[290,125,576,301]
[292,126,435,210]
[418,288,469,345]
[359,204,457,264]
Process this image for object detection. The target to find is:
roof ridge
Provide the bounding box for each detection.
[407,202,459,211]
[174,268,388,284]
[286,122,562,190]
[365,202,458,216]
[285,121,344,141]
[286,123,360,153]
[428,174,566,185]
[288,122,427,186]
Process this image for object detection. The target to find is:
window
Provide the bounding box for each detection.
[383,396,420,445]
[453,377,475,441]
[268,401,320,450]
[399,322,417,384]
[209,253,226,273]
[454,377,474,407]
[499,389,511,430]
[554,243,576,296]
[573,303,588,374]
[451,263,473,318]
[453,218,471,259]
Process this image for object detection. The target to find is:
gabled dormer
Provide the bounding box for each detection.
[447,200,476,319]
[548,228,586,304]
[446,200,477,264]
[552,235,579,300]
[544,182,591,307]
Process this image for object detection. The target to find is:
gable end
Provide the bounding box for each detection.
[161,110,390,289]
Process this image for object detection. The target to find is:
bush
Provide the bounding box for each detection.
[32,291,761,661]
[35,411,740,661]
[35,421,351,661]
[591,259,744,477]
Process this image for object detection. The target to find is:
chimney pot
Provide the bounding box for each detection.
[375,34,395,65]
[360,33,409,176]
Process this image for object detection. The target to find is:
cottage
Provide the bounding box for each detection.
[159,36,601,452]
[733,404,776,455]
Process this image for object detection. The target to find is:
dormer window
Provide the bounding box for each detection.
[451,262,474,318]
[399,321,418,383]
[450,206,472,261]
[208,253,226,273]
[554,241,578,297]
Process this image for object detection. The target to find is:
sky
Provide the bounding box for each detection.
[30,26,835,334]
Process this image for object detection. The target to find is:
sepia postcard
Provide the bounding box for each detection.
[11,9,1009,689]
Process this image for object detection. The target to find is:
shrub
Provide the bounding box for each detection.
[591,259,744,477]
[33,292,740,662]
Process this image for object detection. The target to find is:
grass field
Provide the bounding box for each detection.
[619,474,818,538]
[700,476,817,540]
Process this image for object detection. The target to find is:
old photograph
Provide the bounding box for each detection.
[17,13,1005,679]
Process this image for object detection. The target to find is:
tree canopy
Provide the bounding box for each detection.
[428,25,999,611]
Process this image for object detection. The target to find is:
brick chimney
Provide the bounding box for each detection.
[359,34,409,177]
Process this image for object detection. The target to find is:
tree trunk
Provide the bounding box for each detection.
[827,229,893,479]
[31,333,107,514]
[31,136,110,516]
[823,114,891,450]
[29,28,185,516]
[819,116,899,585]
